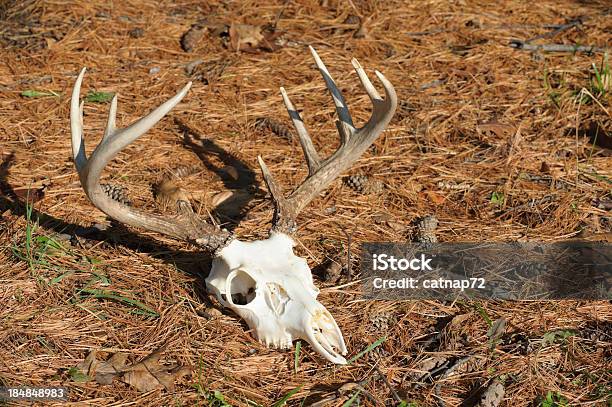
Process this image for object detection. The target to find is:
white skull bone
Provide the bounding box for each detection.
[205,232,348,364]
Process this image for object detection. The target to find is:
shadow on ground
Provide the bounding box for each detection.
[0,131,261,303]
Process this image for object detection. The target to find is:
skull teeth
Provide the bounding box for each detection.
[263,338,291,349]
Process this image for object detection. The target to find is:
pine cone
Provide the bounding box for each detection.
[369,312,397,333]
[346,174,367,192]
[345,174,384,194]
[254,117,293,141]
[167,165,200,179]
[367,344,390,361]
[100,183,131,206]
[415,214,438,243]
[185,57,233,84]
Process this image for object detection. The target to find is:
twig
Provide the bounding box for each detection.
[374,365,402,402]
[434,356,474,407]
[420,78,447,90]
[271,0,289,31]
[503,195,559,213]
[509,40,607,54]
[406,21,584,38]
[337,223,357,279]
[406,28,450,37]
[525,18,583,42]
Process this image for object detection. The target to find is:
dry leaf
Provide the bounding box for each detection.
[73,347,191,392]
[477,121,516,138]
[408,356,448,381]
[228,23,281,52]
[95,353,128,385]
[450,313,471,327]
[181,22,229,52]
[121,347,191,392]
[229,23,264,51]
[155,179,191,208]
[75,350,97,378]
[476,380,505,407]
[386,220,407,233]
[424,191,446,205]
[487,318,507,343]
[13,186,45,202]
[181,26,205,52]
[372,211,392,224]
[73,350,127,384]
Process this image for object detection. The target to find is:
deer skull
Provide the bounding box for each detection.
[69,46,397,364]
[206,232,347,363]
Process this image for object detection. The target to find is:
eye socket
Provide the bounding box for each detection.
[226,269,257,306]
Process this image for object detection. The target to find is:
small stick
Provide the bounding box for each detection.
[271,0,289,31]
[509,40,607,54]
[406,28,450,37]
[406,22,582,37]
[525,18,583,42]
[434,356,474,407]
[374,365,402,402]
[336,222,357,279]
[503,195,559,213]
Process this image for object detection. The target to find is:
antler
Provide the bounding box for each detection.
[258,46,398,234]
[70,68,233,251]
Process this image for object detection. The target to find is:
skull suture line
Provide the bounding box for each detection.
[69,46,397,364]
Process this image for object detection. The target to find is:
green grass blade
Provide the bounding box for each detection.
[84,91,114,103]
[592,63,604,92]
[272,385,302,407]
[50,270,75,285]
[78,287,159,317]
[474,302,492,327]
[68,366,91,382]
[347,336,386,364]
[21,90,60,98]
[342,389,362,406]
[294,341,301,373]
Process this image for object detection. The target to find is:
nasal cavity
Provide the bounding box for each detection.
[227,269,257,305]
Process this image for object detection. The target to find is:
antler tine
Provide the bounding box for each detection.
[70,69,87,173]
[309,46,355,144]
[348,62,397,149]
[258,48,397,235]
[102,94,118,141]
[279,87,321,175]
[70,68,232,251]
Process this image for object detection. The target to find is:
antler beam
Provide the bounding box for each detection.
[70,68,232,251]
[258,46,398,234]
